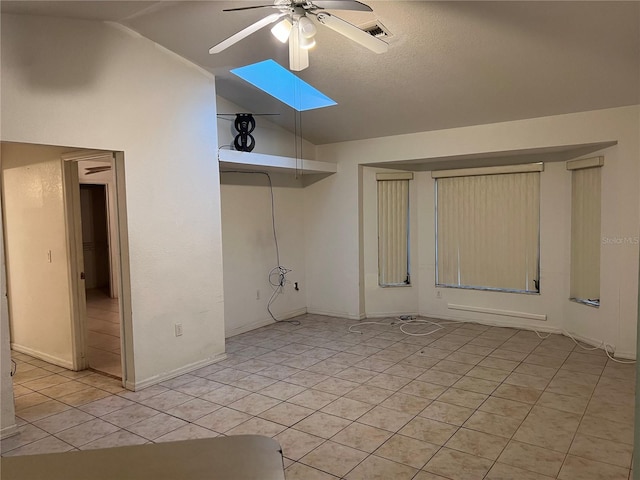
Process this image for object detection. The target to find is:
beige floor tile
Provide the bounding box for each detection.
[16,399,72,422]
[366,373,413,391]
[321,397,373,420]
[300,441,368,478]
[458,344,495,356]
[498,440,565,477]
[312,377,359,396]
[80,429,148,449]
[398,416,457,445]
[492,383,542,404]
[536,391,589,415]
[194,406,252,433]
[285,462,339,480]
[380,392,431,415]
[416,369,462,387]
[558,455,630,480]
[345,454,417,480]
[431,360,474,375]
[437,388,488,409]
[486,462,554,479]
[275,428,325,461]
[504,372,550,390]
[99,404,159,427]
[374,434,439,469]
[38,381,93,399]
[332,422,392,453]
[200,385,252,405]
[228,392,281,415]
[260,402,315,426]
[344,384,394,405]
[478,396,531,420]
[2,435,74,457]
[490,349,529,362]
[383,363,426,379]
[465,366,509,383]
[164,398,221,422]
[55,418,120,447]
[228,373,279,392]
[288,389,339,410]
[585,396,634,424]
[463,410,521,438]
[0,424,49,454]
[226,416,287,437]
[453,376,499,395]
[446,427,509,460]
[78,395,134,416]
[207,368,250,384]
[412,471,453,480]
[356,405,414,432]
[173,378,224,396]
[286,370,330,387]
[514,362,558,379]
[446,351,485,366]
[15,392,50,410]
[569,433,632,468]
[478,357,519,372]
[294,412,351,438]
[138,390,194,411]
[116,385,168,402]
[419,400,474,426]
[399,380,447,400]
[259,381,307,400]
[333,367,377,384]
[57,387,112,407]
[423,447,493,480]
[12,367,52,384]
[124,412,187,440]
[577,415,634,445]
[32,408,95,434]
[523,354,565,369]
[513,406,581,452]
[546,378,596,398]
[155,424,218,442]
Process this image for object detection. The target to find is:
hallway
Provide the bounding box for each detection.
[86,289,121,379]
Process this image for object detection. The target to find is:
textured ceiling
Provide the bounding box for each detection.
[3,1,639,145]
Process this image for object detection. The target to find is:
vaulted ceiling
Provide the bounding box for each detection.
[2,1,638,145]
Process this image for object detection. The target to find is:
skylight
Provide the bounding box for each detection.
[230,59,337,112]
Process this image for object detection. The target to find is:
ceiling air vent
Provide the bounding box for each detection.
[359,20,394,41]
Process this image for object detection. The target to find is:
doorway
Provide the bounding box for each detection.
[79,183,121,378]
[1,143,132,387]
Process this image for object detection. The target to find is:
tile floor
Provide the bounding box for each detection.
[2,314,636,480]
[86,288,121,378]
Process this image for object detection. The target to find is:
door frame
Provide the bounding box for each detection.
[62,150,134,387]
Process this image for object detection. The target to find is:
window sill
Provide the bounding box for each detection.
[435,284,540,295]
[379,283,412,288]
[570,298,600,308]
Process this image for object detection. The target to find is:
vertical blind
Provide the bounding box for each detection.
[570,166,601,301]
[436,171,540,292]
[378,178,410,285]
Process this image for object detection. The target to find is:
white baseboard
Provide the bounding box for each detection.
[128,352,227,391]
[225,308,308,338]
[612,350,636,360]
[1,423,18,439]
[365,312,419,319]
[418,312,562,334]
[10,344,74,370]
[447,304,547,322]
[307,308,365,320]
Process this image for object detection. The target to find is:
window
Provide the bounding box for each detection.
[434,164,541,293]
[568,156,603,307]
[377,172,412,286]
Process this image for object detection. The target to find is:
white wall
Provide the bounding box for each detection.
[1,144,77,367]
[0,203,17,439]
[221,181,306,336]
[1,14,225,387]
[311,106,639,358]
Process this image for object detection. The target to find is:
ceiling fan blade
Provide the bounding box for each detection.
[223,4,277,12]
[311,0,372,12]
[315,12,388,53]
[209,12,286,54]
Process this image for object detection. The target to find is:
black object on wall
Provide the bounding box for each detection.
[233,113,256,152]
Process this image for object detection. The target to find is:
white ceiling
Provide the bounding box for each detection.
[3,1,638,145]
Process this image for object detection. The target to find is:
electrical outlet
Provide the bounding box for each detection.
[175,323,183,337]
[436,290,442,299]
[256,289,260,300]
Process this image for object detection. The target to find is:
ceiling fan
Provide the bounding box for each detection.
[209,0,388,71]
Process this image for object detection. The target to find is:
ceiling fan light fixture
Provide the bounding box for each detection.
[271,18,292,43]
[298,34,317,50]
[297,16,317,39]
